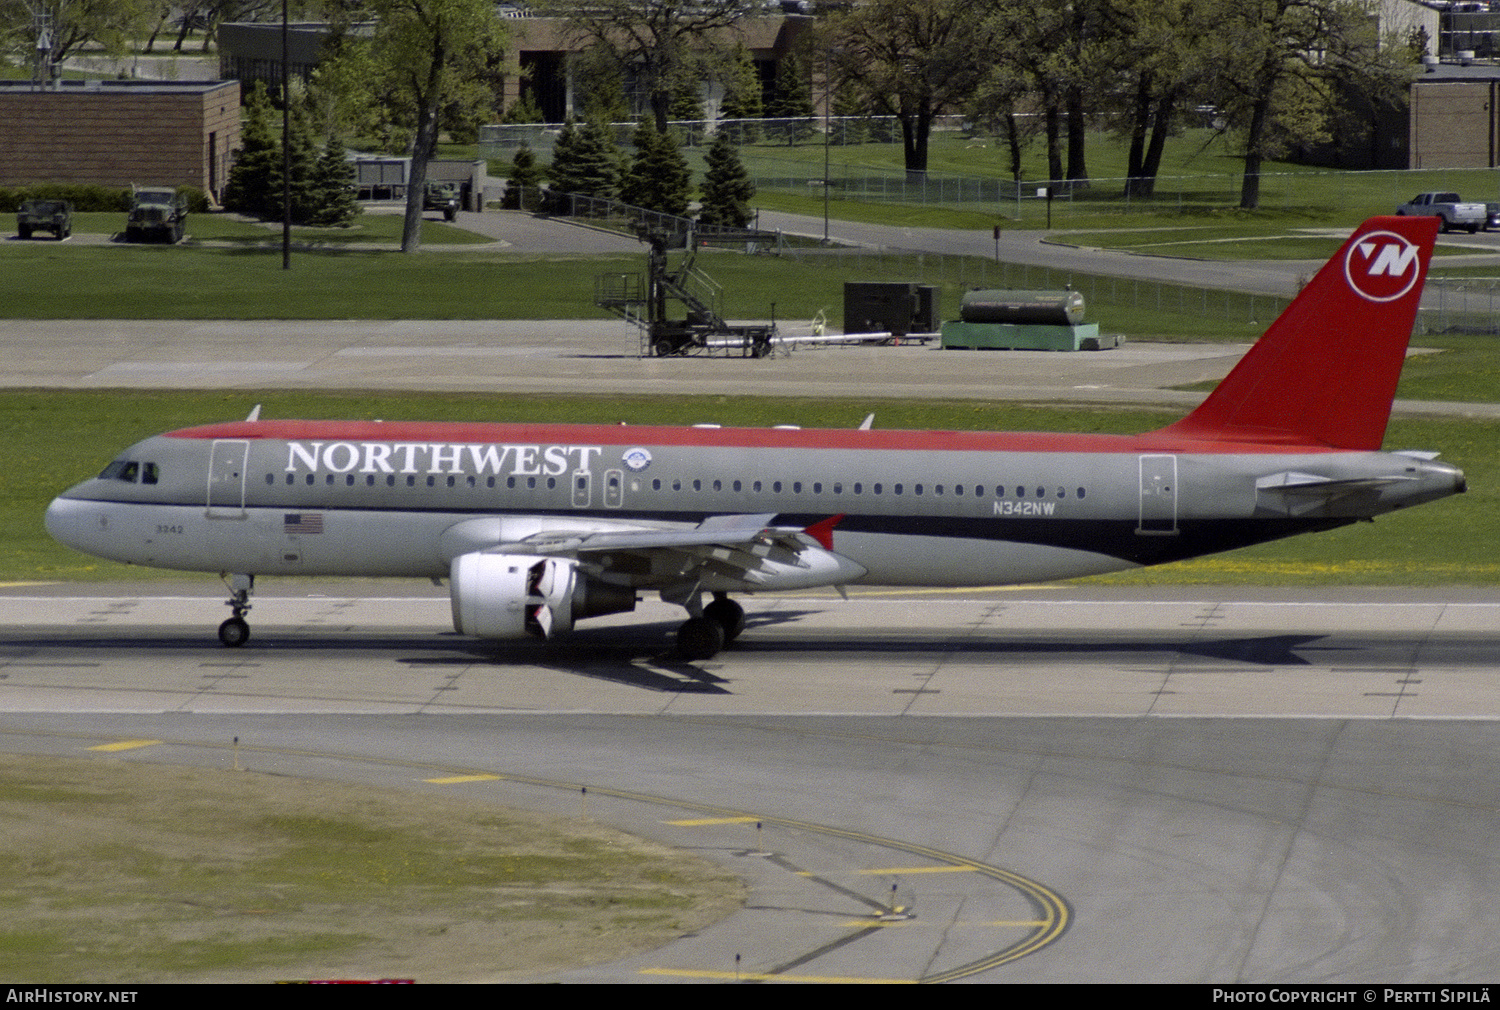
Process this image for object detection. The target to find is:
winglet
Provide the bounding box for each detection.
[804,514,845,551]
[1152,216,1439,450]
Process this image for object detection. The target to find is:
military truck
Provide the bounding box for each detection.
[423,180,460,222]
[16,199,72,240]
[124,187,188,243]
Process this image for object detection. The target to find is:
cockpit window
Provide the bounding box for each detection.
[99,460,156,483]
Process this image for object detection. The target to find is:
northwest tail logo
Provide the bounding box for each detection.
[1344,231,1421,303]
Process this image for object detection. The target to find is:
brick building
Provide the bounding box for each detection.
[0,80,241,199]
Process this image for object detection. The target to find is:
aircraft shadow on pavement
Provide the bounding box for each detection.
[2,625,1366,686]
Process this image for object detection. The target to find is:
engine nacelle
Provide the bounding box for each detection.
[449,552,636,640]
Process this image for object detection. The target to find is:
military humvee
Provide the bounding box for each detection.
[16,199,73,240]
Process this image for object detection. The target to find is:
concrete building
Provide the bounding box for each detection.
[0,79,240,198]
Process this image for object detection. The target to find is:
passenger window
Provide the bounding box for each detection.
[266,474,275,485]
[874,483,883,494]
[813,482,821,494]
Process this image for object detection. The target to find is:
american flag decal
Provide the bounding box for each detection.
[284,513,324,534]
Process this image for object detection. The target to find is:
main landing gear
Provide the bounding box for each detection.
[674,591,745,661]
[218,573,253,648]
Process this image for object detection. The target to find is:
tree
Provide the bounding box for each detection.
[505,142,542,209]
[1203,0,1406,209]
[364,0,505,251]
[621,119,692,215]
[766,48,814,145]
[274,96,321,226]
[223,81,279,220]
[534,0,755,133]
[1097,0,1216,197]
[2,0,155,73]
[717,43,763,143]
[308,135,361,227]
[983,0,1076,186]
[824,0,990,177]
[547,118,622,209]
[699,130,755,227]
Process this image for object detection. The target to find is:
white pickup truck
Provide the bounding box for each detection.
[1395,192,1486,233]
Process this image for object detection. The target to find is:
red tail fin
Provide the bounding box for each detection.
[1153,216,1439,450]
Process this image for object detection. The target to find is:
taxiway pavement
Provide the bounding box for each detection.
[2,584,1499,983]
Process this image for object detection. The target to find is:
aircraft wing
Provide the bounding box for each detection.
[465,513,866,592]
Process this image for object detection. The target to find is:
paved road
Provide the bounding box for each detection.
[3,583,1499,982]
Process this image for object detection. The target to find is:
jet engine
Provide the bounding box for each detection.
[449,552,636,640]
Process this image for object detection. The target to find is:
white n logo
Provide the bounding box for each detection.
[1363,241,1419,278]
[1345,231,1422,303]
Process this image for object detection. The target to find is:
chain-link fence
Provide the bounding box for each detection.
[481,118,1500,224]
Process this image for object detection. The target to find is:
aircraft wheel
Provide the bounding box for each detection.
[218,617,250,648]
[676,617,724,661]
[703,597,745,642]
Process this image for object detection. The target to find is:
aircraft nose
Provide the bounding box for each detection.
[45,495,98,554]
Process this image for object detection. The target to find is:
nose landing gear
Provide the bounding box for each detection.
[218,573,254,647]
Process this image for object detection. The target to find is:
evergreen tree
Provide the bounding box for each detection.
[547,118,621,210]
[308,136,360,226]
[273,98,321,225]
[698,130,755,228]
[505,142,542,209]
[223,82,279,219]
[502,91,544,124]
[717,44,762,143]
[621,119,691,216]
[670,73,706,131]
[767,51,815,145]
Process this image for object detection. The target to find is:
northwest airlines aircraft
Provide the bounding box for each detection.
[47,216,1464,660]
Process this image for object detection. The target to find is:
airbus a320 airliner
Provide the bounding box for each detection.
[46,216,1465,659]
